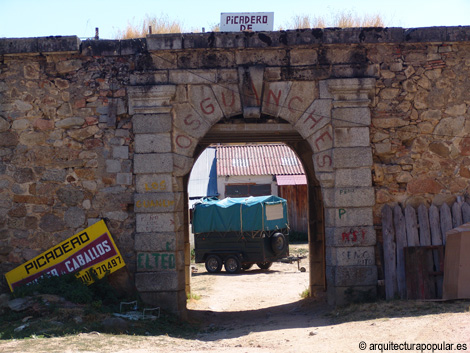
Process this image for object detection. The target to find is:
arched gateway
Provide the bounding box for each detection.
[129,66,377,316]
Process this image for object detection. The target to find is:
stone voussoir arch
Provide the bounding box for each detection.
[129,66,377,315]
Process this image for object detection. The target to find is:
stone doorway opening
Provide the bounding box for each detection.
[183,119,326,314]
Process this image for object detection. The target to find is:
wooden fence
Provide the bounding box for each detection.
[381,200,470,300]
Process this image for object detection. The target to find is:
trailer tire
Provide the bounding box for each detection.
[241,263,254,270]
[271,232,287,255]
[257,262,273,270]
[205,255,223,273]
[224,256,241,274]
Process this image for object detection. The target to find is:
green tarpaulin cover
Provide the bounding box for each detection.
[192,195,288,234]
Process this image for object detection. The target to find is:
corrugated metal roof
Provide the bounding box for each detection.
[276,175,307,185]
[216,144,305,176]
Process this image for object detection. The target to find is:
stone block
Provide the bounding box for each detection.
[307,124,333,153]
[315,171,335,187]
[116,173,132,185]
[322,187,375,208]
[0,38,38,55]
[130,72,169,85]
[136,174,175,193]
[188,85,223,125]
[332,147,373,168]
[211,84,243,118]
[136,212,182,233]
[290,49,318,66]
[81,40,120,56]
[294,99,332,139]
[278,81,318,124]
[106,159,121,173]
[328,285,377,306]
[134,153,173,174]
[332,107,371,127]
[333,127,370,148]
[325,207,373,227]
[326,246,375,266]
[169,70,217,84]
[330,265,378,287]
[135,133,172,153]
[120,38,147,55]
[261,81,292,117]
[134,192,183,213]
[128,85,176,115]
[313,150,334,173]
[112,146,129,159]
[335,168,372,187]
[138,290,186,315]
[133,114,172,134]
[135,232,182,252]
[136,251,184,272]
[325,226,376,247]
[135,271,185,291]
[172,103,212,139]
[172,129,198,157]
[147,34,183,50]
[173,154,194,177]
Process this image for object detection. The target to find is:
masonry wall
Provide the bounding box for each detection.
[1,27,470,311]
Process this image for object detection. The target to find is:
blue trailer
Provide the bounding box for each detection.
[192,195,291,274]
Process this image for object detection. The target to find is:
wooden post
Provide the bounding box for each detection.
[394,205,407,299]
[430,204,444,298]
[405,205,419,246]
[462,202,470,224]
[382,205,397,300]
[452,202,463,228]
[440,203,452,245]
[418,204,431,246]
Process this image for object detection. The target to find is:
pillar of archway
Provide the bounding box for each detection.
[128,69,377,314]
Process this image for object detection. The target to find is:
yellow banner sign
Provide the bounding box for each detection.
[5,220,126,291]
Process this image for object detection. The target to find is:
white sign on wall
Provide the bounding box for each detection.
[220,12,274,32]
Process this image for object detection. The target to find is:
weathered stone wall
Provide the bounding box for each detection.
[370,41,470,223]
[2,27,470,313]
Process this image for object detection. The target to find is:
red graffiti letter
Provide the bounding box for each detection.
[316,154,332,168]
[266,89,282,107]
[200,98,215,115]
[314,131,333,151]
[342,232,350,242]
[288,96,302,113]
[221,91,235,107]
[183,114,201,130]
[176,134,192,149]
[305,111,323,130]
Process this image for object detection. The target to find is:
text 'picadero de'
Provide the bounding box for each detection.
[2,26,470,316]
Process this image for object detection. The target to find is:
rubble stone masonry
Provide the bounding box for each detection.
[1,27,470,314]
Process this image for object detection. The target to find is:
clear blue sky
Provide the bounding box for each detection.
[1,0,470,39]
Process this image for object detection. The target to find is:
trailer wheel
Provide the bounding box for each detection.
[256,262,273,270]
[224,256,241,274]
[241,263,253,270]
[205,255,222,273]
[271,232,287,255]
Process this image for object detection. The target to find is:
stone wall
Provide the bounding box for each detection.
[2,27,470,313]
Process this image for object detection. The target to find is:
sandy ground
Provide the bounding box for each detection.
[2,244,470,352]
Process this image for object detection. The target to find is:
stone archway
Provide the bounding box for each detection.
[129,68,377,316]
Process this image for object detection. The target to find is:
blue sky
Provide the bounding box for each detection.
[1,0,470,39]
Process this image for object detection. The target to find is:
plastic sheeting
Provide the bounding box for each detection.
[192,195,288,234]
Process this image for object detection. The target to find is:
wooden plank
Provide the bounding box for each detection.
[394,205,407,299]
[405,205,420,246]
[462,202,470,224]
[452,202,463,228]
[440,203,452,245]
[404,247,437,299]
[429,205,442,246]
[430,204,444,298]
[382,205,397,300]
[418,204,431,246]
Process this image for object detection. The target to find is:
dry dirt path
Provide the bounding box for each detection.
[2,244,470,352]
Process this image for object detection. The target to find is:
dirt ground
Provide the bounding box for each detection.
[2,244,470,352]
